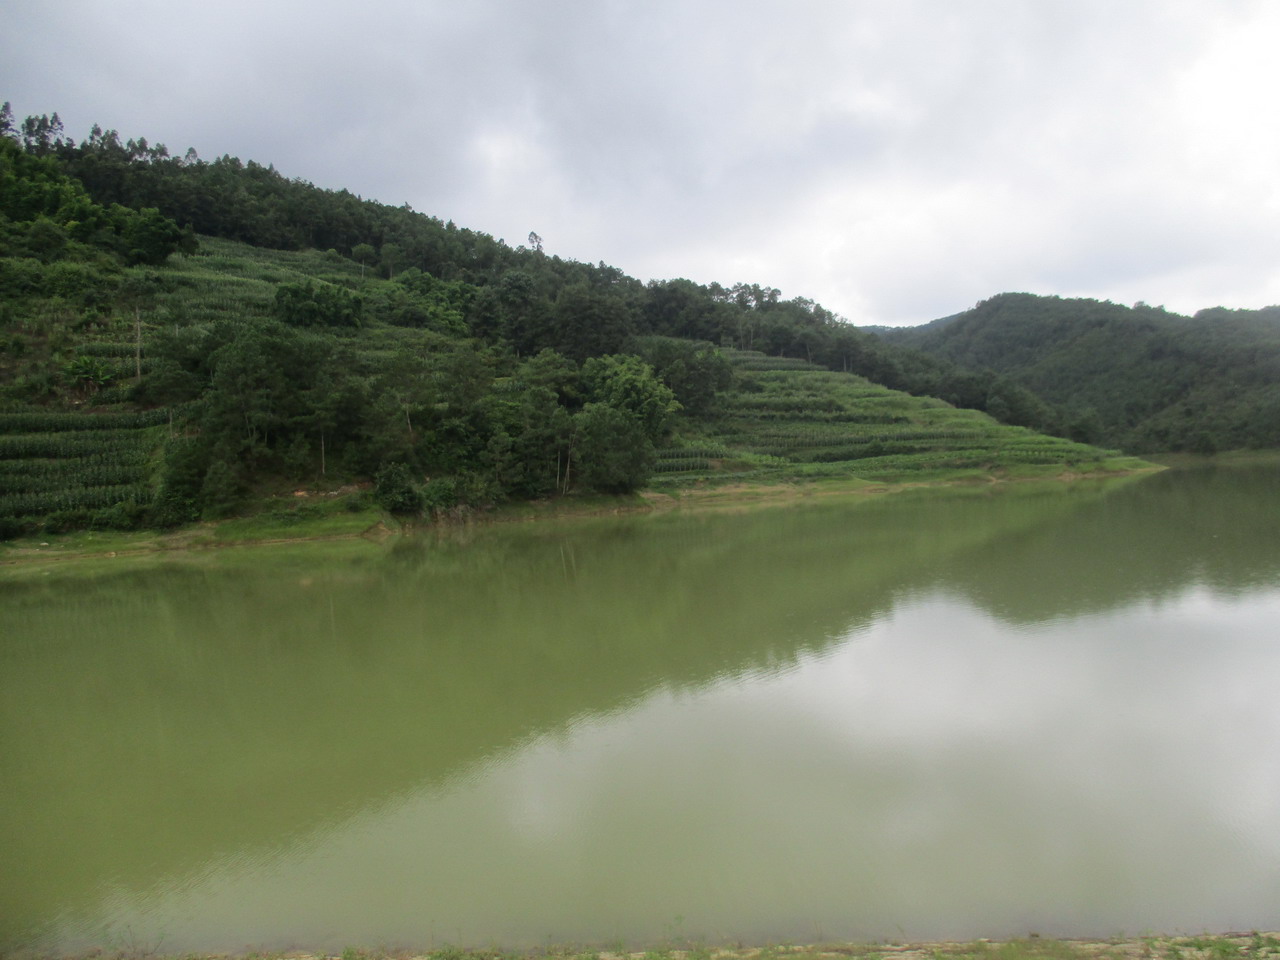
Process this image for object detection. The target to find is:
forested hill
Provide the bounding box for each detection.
[1,108,1063,416]
[874,294,1280,453]
[0,106,1164,539]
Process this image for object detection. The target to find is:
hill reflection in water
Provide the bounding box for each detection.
[3,464,1279,952]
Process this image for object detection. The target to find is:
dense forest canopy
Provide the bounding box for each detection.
[875,293,1280,452]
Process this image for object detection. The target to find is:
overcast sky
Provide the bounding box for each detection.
[5,0,1279,325]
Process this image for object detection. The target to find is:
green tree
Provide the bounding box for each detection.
[551,284,636,361]
[630,336,732,417]
[374,462,424,513]
[581,353,680,442]
[273,280,363,327]
[380,241,406,278]
[23,216,68,262]
[120,206,191,265]
[62,355,113,398]
[491,349,580,496]
[351,242,376,278]
[571,403,654,493]
[200,321,330,460]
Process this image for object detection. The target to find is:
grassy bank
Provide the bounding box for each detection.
[0,459,1167,569]
[18,933,1280,960]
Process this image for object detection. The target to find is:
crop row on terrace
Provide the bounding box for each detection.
[0,460,150,492]
[724,427,997,447]
[732,395,853,413]
[651,352,1127,488]
[654,456,714,473]
[0,409,170,433]
[721,348,817,367]
[0,406,164,522]
[727,408,913,423]
[656,443,731,460]
[734,358,821,371]
[0,448,152,474]
[0,482,154,517]
[0,430,164,459]
[772,442,982,462]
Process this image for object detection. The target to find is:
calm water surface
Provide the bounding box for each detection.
[3,464,1280,952]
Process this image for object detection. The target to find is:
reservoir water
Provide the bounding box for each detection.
[3,463,1279,953]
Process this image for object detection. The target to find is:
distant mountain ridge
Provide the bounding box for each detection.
[871,293,1280,452]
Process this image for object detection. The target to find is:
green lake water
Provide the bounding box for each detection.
[3,463,1280,953]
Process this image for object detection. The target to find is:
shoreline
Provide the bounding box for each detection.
[0,465,1165,569]
[13,933,1280,960]
[43,444,1280,568]
[23,444,1279,568]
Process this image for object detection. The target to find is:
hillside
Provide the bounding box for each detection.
[650,349,1124,488]
[874,293,1280,452]
[1,112,1146,540]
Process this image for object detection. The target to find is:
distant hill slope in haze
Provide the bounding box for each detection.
[872,293,1280,452]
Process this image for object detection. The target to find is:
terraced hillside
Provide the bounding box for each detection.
[1,231,1147,540]
[653,350,1142,487]
[0,409,167,534]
